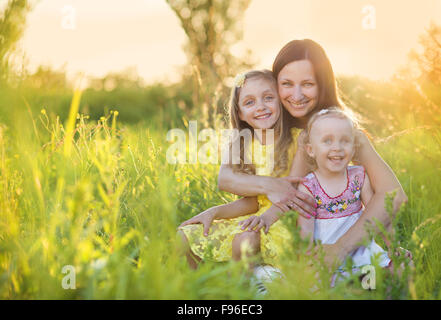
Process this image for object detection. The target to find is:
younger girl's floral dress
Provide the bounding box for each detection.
[302,165,391,284]
[179,131,298,268]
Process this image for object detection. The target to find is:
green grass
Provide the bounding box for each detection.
[0,87,440,300]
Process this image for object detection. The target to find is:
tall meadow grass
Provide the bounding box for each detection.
[0,88,440,299]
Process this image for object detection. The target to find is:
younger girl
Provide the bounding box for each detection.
[178,70,301,270]
[297,108,391,283]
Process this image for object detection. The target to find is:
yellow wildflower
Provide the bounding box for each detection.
[233,73,246,88]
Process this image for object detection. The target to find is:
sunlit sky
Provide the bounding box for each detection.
[14,0,441,84]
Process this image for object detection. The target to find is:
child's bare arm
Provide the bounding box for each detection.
[239,203,283,234]
[242,182,316,238]
[179,197,259,237]
[258,187,315,240]
[214,197,259,220]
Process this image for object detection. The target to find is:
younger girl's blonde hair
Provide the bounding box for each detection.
[227,69,292,176]
[302,107,362,170]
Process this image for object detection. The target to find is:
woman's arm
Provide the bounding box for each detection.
[323,132,407,266]
[218,164,315,217]
[357,131,407,206]
[360,170,374,207]
[297,183,316,242]
[218,164,274,197]
[240,180,316,236]
[218,130,315,216]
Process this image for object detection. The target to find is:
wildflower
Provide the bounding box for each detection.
[234,73,246,88]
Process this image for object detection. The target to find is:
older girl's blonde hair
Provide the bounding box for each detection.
[227,69,293,176]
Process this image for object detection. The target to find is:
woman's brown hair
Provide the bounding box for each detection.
[272,39,349,129]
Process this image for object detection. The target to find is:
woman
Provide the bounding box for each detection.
[218,39,408,267]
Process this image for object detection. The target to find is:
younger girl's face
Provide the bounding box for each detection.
[238,77,280,130]
[306,116,355,174]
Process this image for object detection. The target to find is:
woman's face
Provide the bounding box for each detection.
[277,60,319,122]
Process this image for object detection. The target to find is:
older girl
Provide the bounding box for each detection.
[178,70,302,269]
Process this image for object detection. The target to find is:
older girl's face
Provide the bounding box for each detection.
[238,77,280,130]
[277,60,319,123]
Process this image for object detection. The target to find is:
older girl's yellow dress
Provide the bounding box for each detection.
[179,129,298,267]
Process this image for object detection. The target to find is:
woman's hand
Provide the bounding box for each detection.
[217,166,316,219]
[178,207,218,237]
[265,176,316,219]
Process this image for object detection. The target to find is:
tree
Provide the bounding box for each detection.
[409,22,441,86]
[166,0,254,127]
[406,22,441,120]
[0,0,31,82]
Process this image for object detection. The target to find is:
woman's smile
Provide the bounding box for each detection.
[286,97,313,110]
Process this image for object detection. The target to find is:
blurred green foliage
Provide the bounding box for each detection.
[0,0,30,81]
[0,68,193,131]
